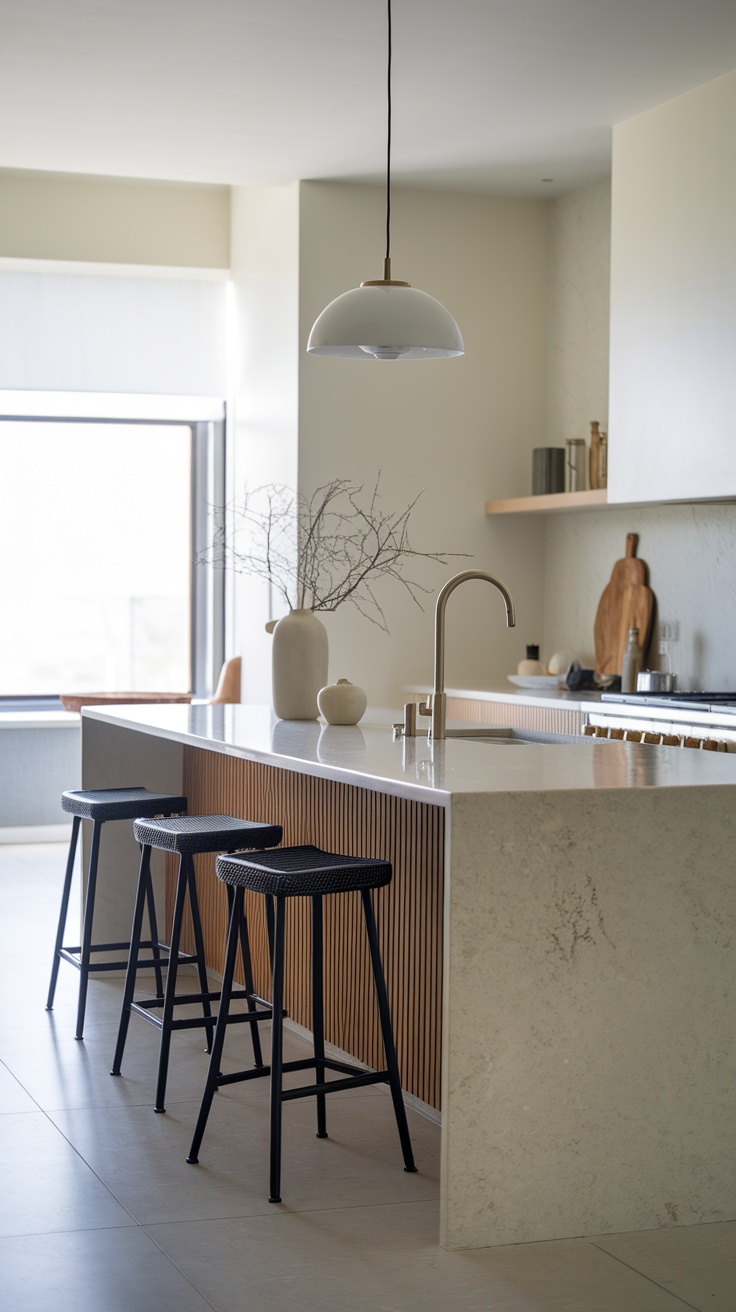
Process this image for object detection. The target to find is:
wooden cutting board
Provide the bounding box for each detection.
[594,533,654,677]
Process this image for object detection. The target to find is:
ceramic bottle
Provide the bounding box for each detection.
[621,627,642,693]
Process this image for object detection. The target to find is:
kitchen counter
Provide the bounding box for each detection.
[80,705,736,1252]
[81,701,736,798]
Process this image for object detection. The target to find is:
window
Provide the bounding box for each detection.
[0,414,224,699]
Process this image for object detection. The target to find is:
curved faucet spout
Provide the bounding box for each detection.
[430,569,516,740]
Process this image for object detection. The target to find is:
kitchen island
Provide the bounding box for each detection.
[81,704,736,1251]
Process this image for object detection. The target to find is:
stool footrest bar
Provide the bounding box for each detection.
[131,989,266,1011]
[281,1071,388,1102]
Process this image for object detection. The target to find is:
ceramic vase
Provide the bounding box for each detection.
[317,678,367,725]
[271,608,328,720]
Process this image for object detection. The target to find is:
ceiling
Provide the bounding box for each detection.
[1,0,736,197]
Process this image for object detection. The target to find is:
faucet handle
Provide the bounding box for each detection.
[393,701,427,738]
[417,697,432,718]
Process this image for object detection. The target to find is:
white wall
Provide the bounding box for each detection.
[545,178,610,447]
[542,178,736,689]
[229,184,301,700]
[295,182,550,708]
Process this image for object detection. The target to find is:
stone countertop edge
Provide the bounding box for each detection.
[81,703,736,803]
[407,682,603,710]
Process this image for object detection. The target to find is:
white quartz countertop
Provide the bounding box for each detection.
[412,681,603,711]
[82,703,736,805]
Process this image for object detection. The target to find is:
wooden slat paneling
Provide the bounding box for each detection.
[170,747,445,1109]
[447,696,584,736]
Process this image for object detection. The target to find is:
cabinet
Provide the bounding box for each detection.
[608,69,736,504]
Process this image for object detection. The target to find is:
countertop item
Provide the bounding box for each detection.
[317,678,367,725]
[593,533,654,676]
[516,644,545,675]
[636,670,677,693]
[507,674,561,689]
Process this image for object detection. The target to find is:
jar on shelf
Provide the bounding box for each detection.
[589,421,608,490]
[565,438,587,492]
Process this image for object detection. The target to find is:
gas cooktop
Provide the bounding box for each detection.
[601,691,736,712]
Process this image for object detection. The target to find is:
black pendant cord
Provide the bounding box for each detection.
[385,0,392,267]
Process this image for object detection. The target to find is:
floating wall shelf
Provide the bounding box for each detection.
[484,489,609,516]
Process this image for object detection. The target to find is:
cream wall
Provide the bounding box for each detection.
[295,181,549,708]
[229,184,301,700]
[542,179,736,689]
[545,178,610,450]
[0,168,230,268]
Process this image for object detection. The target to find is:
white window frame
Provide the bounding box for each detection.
[0,392,225,704]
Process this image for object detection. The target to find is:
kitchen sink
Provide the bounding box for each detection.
[444,726,593,746]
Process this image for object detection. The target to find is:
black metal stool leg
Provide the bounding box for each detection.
[186,856,214,1051]
[236,891,265,1069]
[47,815,81,1011]
[143,862,165,999]
[361,889,417,1173]
[154,853,188,1112]
[269,895,287,1203]
[75,818,103,1040]
[187,887,243,1164]
[311,894,328,1139]
[111,844,153,1076]
[265,894,275,964]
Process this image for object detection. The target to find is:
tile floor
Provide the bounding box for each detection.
[1,841,734,1311]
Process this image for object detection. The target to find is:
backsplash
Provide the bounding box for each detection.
[543,502,736,690]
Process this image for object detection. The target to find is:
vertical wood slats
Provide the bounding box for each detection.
[447,696,584,736]
[169,747,445,1110]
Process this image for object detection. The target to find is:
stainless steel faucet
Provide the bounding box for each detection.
[422,569,516,740]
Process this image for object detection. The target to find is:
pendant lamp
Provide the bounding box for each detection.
[307,1,464,361]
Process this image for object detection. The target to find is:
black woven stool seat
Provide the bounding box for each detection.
[48,786,188,1040]
[113,813,282,1111]
[133,814,282,856]
[188,842,415,1202]
[216,844,391,897]
[62,787,187,822]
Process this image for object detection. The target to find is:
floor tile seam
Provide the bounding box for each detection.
[41,1096,210,1112]
[132,1225,222,1312]
[0,1218,141,1242]
[37,1104,145,1227]
[588,1241,704,1311]
[0,1223,220,1312]
[0,1057,48,1115]
[141,1195,441,1232]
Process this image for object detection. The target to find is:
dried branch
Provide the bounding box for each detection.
[198,475,467,632]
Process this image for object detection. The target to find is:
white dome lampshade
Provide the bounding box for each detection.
[307,276,464,361]
[306,2,464,364]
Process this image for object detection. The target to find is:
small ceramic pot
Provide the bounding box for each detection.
[317,678,367,726]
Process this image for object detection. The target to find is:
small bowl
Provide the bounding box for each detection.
[636,671,677,693]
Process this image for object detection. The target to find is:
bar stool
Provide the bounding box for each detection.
[111,814,282,1112]
[47,786,188,1039]
[186,843,417,1203]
